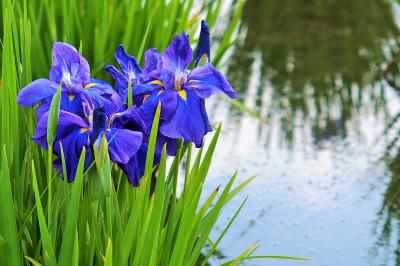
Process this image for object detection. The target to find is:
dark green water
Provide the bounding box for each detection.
[206,0,400,265]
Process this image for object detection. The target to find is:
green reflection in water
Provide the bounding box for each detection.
[373,114,400,266]
[224,0,400,265]
[226,0,399,147]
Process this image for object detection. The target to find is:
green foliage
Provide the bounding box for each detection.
[0,0,309,265]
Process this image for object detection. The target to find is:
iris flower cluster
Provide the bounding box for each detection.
[17,20,237,186]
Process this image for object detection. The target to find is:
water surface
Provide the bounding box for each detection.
[206,1,400,265]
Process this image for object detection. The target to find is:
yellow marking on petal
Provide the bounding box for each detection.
[143,94,150,103]
[150,80,165,87]
[178,90,187,100]
[80,128,89,133]
[187,79,200,83]
[68,94,75,101]
[84,83,96,89]
[157,90,164,96]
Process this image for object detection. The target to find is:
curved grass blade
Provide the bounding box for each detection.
[201,196,248,266]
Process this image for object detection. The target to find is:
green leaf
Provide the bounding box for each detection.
[201,197,248,265]
[0,147,22,266]
[145,103,161,178]
[25,256,43,266]
[136,21,151,63]
[127,80,133,108]
[31,161,58,266]
[58,148,86,266]
[220,241,260,266]
[104,239,113,266]
[93,133,112,196]
[46,85,62,145]
[241,255,312,261]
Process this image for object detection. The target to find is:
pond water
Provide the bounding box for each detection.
[204,0,400,265]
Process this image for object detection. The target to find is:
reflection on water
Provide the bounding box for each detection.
[227,0,399,147]
[205,0,400,265]
[371,112,400,266]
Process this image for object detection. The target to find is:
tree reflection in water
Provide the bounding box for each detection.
[222,0,399,148]
[217,0,400,264]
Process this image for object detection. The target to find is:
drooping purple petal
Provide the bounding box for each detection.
[32,113,50,149]
[195,20,211,66]
[160,90,211,147]
[137,89,178,129]
[106,128,143,164]
[32,110,90,149]
[17,79,56,107]
[53,129,92,182]
[155,134,177,156]
[36,98,52,118]
[60,91,86,116]
[162,32,193,74]
[118,144,161,186]
[111,106,147,134]
[118,155,142,186]
[185,63,237,99]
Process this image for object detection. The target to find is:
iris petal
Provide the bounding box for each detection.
[132,83,162,97]
[160,90,211,147]
[32,110,90,149]
[115,45,142,76]
[51,42,90,85]
[111,106,147,134]
[162,32,193,73]
[185,63,237,99]
[137,89,178,128]
[85,88,122,116]
[17,79,56,107]
[142,48,162,81]
[53,129,91,182]
[106,128,143,164]
[118,144,160,186]
[105,64,129,102]
[195,20,211,66]
[60,91,86,116]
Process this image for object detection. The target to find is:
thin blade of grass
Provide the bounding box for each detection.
[201,196,248,266]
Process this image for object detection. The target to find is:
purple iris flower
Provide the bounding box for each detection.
[17,42,123,118]
[133,20,237,147]
[32,107,143,183]
[111,107,162,185]
[104,45,143,106]
[106,45,178,156]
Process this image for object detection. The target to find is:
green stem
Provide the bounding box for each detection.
[127,80,133,108]
[47,144,53,224]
